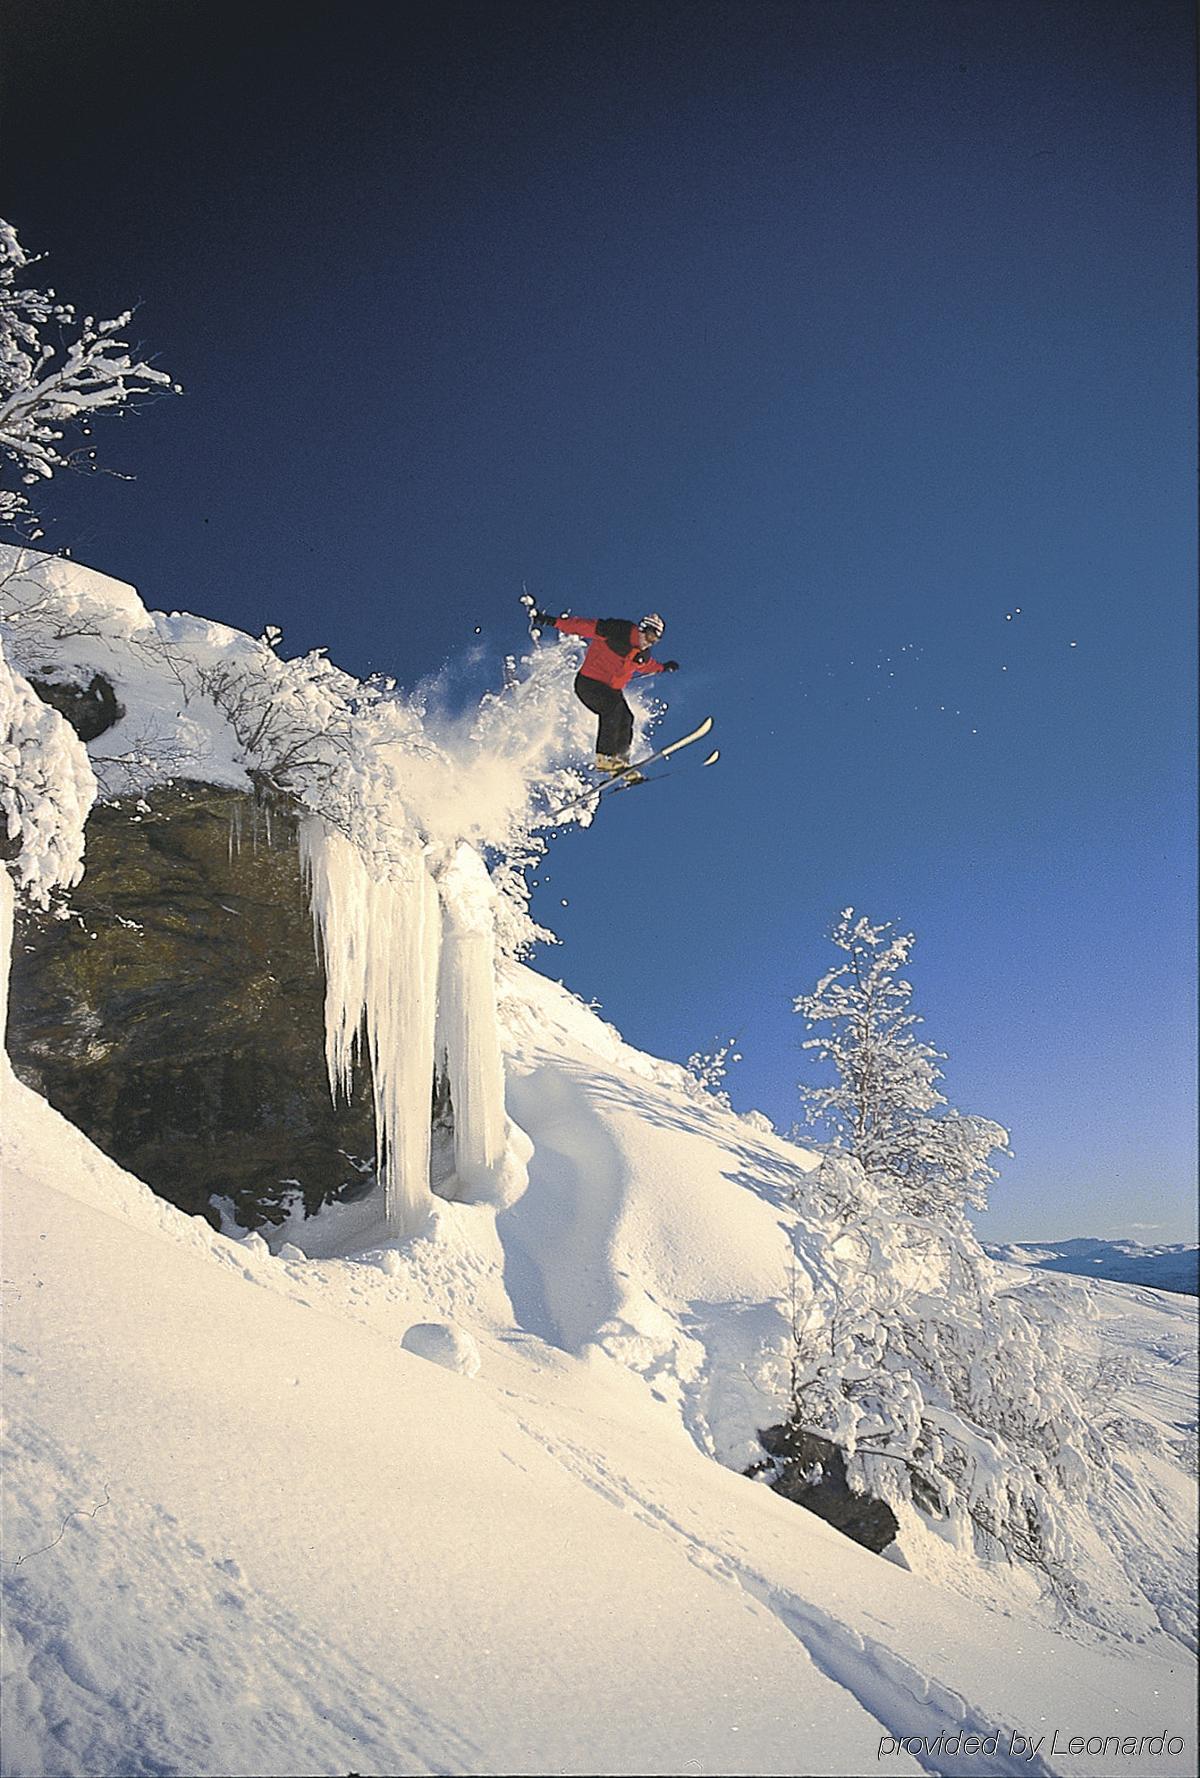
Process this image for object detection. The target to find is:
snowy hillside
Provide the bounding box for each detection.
[984,1239,1199,1299]
[2,548,1197,1776]
[3,965,1197,1777]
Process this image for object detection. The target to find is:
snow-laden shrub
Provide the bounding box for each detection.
[0,634,95,908]
[780,1150,1104,1601]
[684,1036,742,1110]
[190,646,363,798]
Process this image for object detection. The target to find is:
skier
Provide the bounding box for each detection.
[530,609,679,777]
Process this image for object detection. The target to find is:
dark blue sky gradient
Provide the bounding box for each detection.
[3,0,1195,1239]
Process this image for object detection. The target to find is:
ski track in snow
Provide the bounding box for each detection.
[502,1416,1056,1778]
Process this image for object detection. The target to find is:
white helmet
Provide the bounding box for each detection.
[640,612,665,639]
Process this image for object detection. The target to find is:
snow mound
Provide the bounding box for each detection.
[400,1320,483,1376]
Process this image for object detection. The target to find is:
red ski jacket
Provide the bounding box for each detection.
[552,616,668,691]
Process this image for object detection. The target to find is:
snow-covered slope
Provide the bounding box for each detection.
[3,967,1197,1777]
[984,1239,1199,1298]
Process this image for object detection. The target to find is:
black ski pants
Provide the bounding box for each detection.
[574,672,633,759]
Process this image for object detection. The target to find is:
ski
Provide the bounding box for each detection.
[605,715,714,784]
[552,717,715,819]
[604,744,720,798]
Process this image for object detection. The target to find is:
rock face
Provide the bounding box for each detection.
[6,784,377,1229]
[25,671,124,743]
[755,1423,901,1555]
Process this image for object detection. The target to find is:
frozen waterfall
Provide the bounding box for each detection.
[299,818,520,1235]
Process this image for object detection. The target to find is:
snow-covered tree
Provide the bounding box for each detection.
[795,909,1008,1216]
[0,220,180,535]
[775,1151,1108,1597]
[0,634,95,909]
[770,915,1129,1601]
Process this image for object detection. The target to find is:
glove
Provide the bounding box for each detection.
[661,659,680,672]
[532,610,559,627]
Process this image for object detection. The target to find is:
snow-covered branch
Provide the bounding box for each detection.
[685,1035,743,1108]
[0,221,180,535]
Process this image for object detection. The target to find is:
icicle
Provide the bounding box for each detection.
[298,813,526,1229]
[363,848,441,1233]
[299,815,441,1235]
[298,817,369,1101]
[433,843,507,1197]
[0,867,14,1065]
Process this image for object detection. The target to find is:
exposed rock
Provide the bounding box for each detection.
[27,671,124,742]
[7,783,377,1228]
[754,1423,900,1554]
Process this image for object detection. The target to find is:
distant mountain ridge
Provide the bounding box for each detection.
[984,1237,1199,1297]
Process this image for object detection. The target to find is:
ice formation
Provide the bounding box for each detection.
[300,818,523,1235]
[0,865,12,1059]
[300,817,441,1234]
[433,842,507,1198]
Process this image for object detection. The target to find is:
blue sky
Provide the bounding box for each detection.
[4,0,1195,1241]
